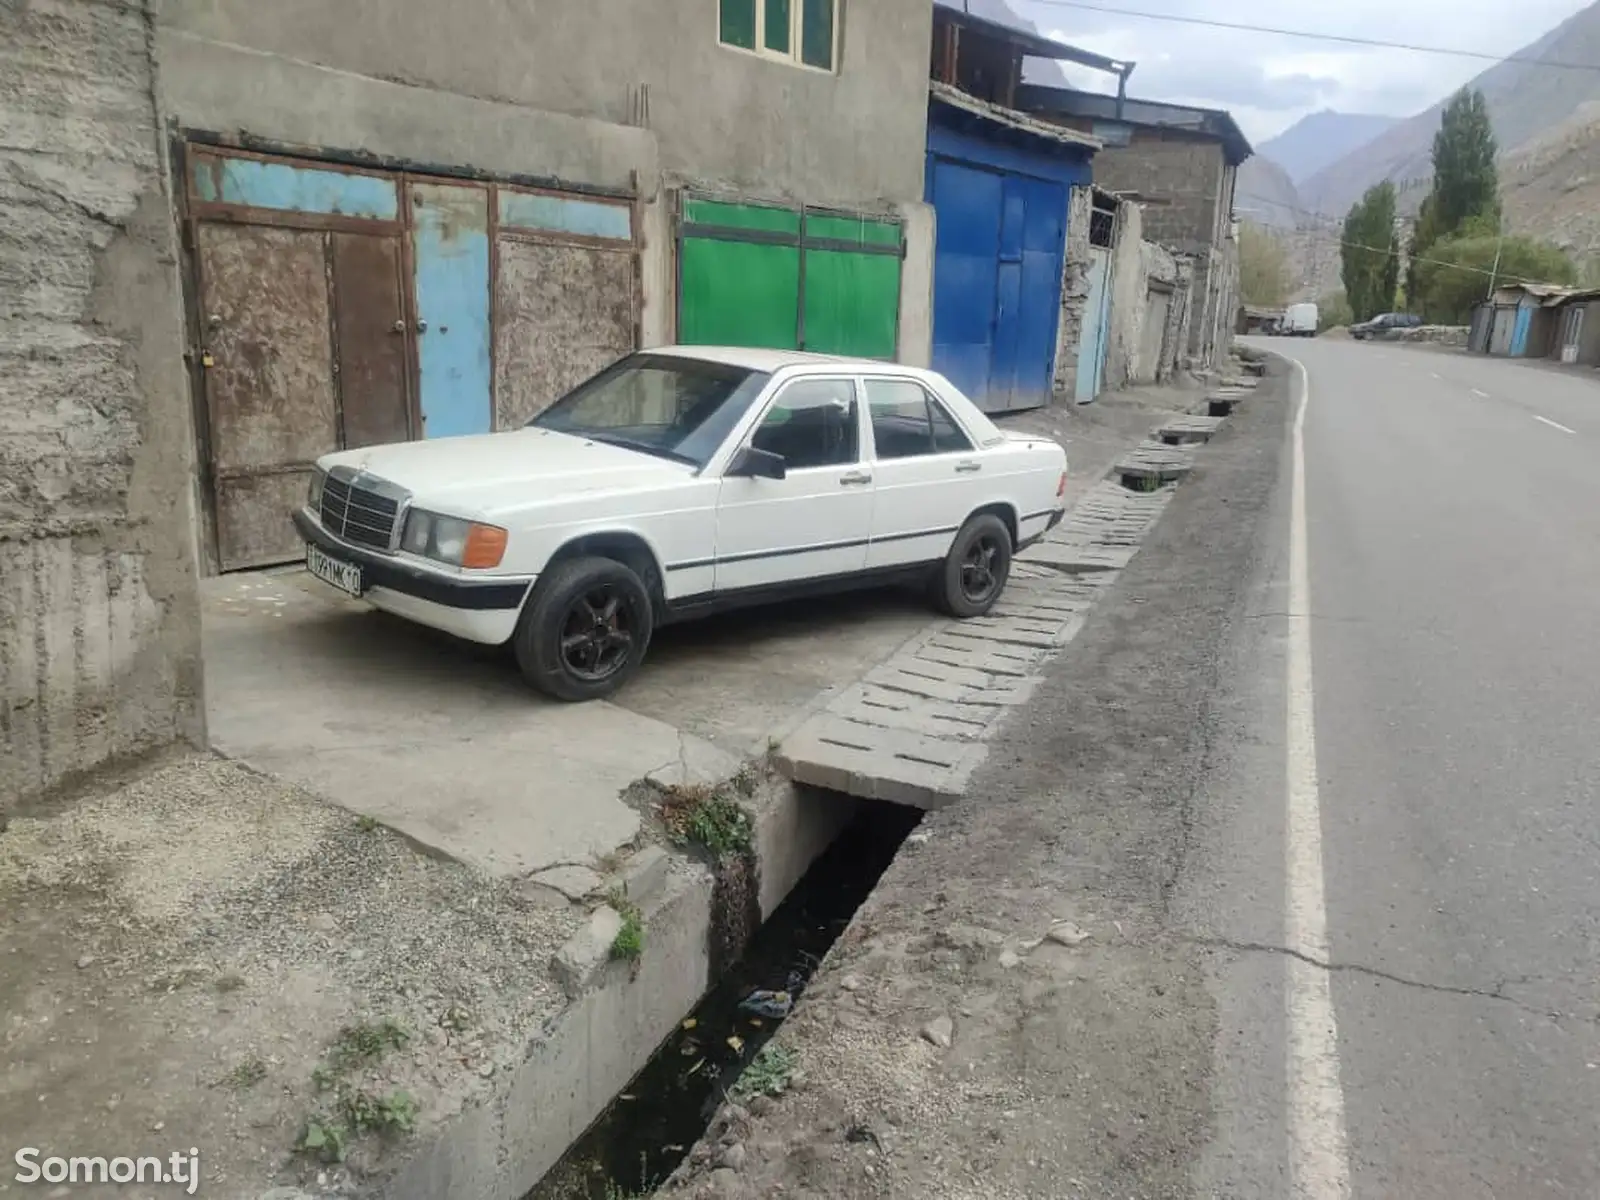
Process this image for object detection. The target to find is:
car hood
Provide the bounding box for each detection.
[319,428,695,511]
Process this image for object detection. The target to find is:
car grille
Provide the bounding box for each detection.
[319,473,400,551]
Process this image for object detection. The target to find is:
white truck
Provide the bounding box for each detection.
[1281,302,1319,337]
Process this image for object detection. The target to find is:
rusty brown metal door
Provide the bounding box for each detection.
[197,222,338,571]
[494,241,637,427]
[330,232,413,447]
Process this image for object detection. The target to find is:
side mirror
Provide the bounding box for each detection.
[727,446,787,481]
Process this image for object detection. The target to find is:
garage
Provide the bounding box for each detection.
[674,194,904,359]
[182,144,639,572]
[924,87,1095,413]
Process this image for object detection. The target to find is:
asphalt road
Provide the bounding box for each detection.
[1191,338,1600,1199]
[663,343,1600,1200]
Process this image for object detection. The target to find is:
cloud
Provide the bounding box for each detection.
[1002,0,1597,142]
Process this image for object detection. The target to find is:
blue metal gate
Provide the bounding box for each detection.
[925,113,1091,414]
[928,161,1066,413]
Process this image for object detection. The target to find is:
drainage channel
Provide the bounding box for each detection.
[523,797,921,1199]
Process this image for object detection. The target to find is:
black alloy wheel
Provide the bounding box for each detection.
[559,586,638,683]
[513,555,655,701]
[932,512,1013,618]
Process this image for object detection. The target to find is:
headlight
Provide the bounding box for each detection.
[401,509,507,569]
[308,468,326,510]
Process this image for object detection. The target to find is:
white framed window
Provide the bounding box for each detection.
[718,0,838,72]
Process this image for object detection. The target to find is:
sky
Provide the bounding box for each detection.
[993,0,1597,145]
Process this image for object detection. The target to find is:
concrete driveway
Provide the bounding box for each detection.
[201,568,930,880]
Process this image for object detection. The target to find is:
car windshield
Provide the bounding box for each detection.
[530,353,771,468]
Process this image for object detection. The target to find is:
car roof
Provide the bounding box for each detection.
[638,345,1004,443]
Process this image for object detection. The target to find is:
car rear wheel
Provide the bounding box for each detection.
[513,555,654,701]
[931,513,1012,618]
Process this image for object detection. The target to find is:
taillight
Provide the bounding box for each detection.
[1056,471,1067,498]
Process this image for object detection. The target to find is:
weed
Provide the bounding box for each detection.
[342,1087,420,1137]
[686,794,753,858]
[297,1118,347,1164]
[328,1018,409,1072]
[355,814,381,833]
[730,1043,798,1100]
[659,783,753,860]
[604,1184,644,1200]
[219,1056,267,1091]
[608,889,644,962]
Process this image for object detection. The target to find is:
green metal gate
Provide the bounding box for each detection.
[676,196,902,358]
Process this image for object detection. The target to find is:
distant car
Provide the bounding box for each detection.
[295,347,1070,701]
[1351,312,1424,340]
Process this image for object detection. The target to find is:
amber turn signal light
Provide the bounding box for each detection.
[462,523,509,569]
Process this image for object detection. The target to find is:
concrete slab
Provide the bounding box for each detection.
[1018,541,1138,573]
[1117,441,1196,486]
[1159,415,1225,445]
[203,572,716,879]
[863,661,1039,706]
[773,716,988,809]
[775,473,1183,809]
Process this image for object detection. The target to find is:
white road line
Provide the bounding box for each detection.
[1285,359,1352,1200]
[1535,414,1577,435]
[1471,387,1490,399]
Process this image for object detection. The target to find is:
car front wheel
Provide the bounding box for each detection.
[932,513,1013,618]
[513,555,654,701]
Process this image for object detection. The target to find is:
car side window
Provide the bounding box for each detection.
[865,379,974,459]
[748,378,859,469]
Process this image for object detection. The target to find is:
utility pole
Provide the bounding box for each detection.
[1485,219,1505,300]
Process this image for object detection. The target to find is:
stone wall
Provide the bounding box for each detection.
[1052,186,1095,401]
[1393,325,1468,347]
[1089,136,1225,249]
[1,0,203,807]
[1101,201,1194,390]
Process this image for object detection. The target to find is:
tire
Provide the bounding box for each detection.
[931,513,1013,618]
[513,555,654,701]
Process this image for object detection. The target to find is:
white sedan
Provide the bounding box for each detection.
[294,347,1068,701]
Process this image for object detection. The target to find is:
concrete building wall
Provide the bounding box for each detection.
[2,0,204,807]
[158,0,933,209]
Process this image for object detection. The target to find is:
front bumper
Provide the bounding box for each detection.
[293,508,532,644]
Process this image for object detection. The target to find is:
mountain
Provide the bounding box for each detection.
[1236,155,1302,229]
[1257,111,1401,186]
[1300,1,1600,217]
[1502,100,1600,258]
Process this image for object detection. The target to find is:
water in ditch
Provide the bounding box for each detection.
[524,797,920,1199]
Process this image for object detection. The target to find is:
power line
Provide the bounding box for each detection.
[1029,0,1600,73]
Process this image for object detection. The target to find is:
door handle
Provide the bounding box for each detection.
[955,461,982,473]
[839,471,873,486]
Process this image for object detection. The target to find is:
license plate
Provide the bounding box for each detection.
[306,544,363,597]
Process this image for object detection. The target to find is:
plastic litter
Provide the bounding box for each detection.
[738,989,795,1020]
